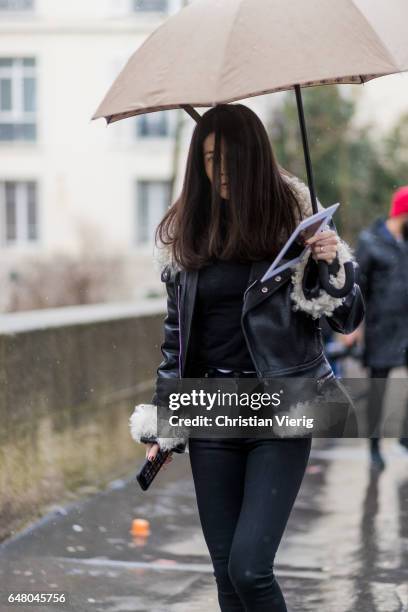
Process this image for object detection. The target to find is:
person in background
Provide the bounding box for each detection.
[350,186,408,470]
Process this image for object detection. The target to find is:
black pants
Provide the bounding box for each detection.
[367,347,408,446]
[188,368,312,612]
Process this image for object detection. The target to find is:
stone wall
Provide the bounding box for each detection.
[0,300,166,541]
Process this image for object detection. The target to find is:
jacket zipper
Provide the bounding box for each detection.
[177,282,183,377]
[241,318,261,378]
[241,279,262,378]
[243,278,258,302]
[317,370,335,391]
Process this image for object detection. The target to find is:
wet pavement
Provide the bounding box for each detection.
[0,439,407,612]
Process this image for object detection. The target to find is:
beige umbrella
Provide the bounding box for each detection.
[93,0,408,123]
[92,0,408,296]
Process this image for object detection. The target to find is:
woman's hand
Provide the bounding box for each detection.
[145,442,173,469]
[305,229,339,265]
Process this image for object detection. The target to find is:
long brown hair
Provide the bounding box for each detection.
[155,103,302,270]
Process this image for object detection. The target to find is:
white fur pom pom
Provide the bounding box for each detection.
[129,403,188,453]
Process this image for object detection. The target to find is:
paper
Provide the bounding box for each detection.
[260,203,340,282]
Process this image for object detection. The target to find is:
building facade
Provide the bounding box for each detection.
[1,0,404,310]
[0,0,198,308]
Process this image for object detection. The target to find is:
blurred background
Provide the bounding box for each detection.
[0,0,407,313]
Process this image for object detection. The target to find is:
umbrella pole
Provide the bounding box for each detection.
[294,85,318,216]
[294,85,355,298]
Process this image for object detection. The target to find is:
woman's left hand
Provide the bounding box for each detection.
[305,229,339,265]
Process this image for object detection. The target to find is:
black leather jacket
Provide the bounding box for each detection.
[131,247,364,453]
[149,251,365,453]
[131,179,366,453]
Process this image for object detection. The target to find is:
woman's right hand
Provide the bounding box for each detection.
[145,442,173,469]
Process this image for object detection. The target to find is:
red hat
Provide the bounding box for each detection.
[390,186,408,218]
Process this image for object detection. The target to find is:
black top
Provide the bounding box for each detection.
[190,258,256,371]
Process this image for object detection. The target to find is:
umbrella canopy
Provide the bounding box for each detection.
[93,0,408,124]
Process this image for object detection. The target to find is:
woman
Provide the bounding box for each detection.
[130,104,365,611]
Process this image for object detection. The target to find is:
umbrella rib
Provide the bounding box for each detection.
[182,105,201,122]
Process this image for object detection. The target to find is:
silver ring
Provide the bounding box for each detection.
[320,246,324,252]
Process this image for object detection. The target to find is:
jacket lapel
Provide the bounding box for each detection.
[242,262,292,316]
[247,260,271,286]
[180,268,198,373]
[243,240,305,315]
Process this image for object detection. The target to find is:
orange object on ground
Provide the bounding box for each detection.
[130,518,150,537]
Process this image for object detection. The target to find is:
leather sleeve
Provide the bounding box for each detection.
[136,264,187,454]
[325,276,366,334]
[302,253,341,295]
[291,213,365,331]
[151,264,181,406]
[302,256,365,332]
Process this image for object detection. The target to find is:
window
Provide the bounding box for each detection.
[0,0,34,10]
[136,111,169,138]
[133,0,168,12]
[0,181,38,245]
[0,57,37,141]
[136,180,171,245]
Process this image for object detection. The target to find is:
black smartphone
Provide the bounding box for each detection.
[136,448,170,491]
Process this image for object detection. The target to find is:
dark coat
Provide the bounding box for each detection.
[137,254,364,453]
[355,217,408,369]
[154,257,364,384]
[129,174,365,453]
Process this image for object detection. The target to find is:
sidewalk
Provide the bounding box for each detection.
[0,439,407,612]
